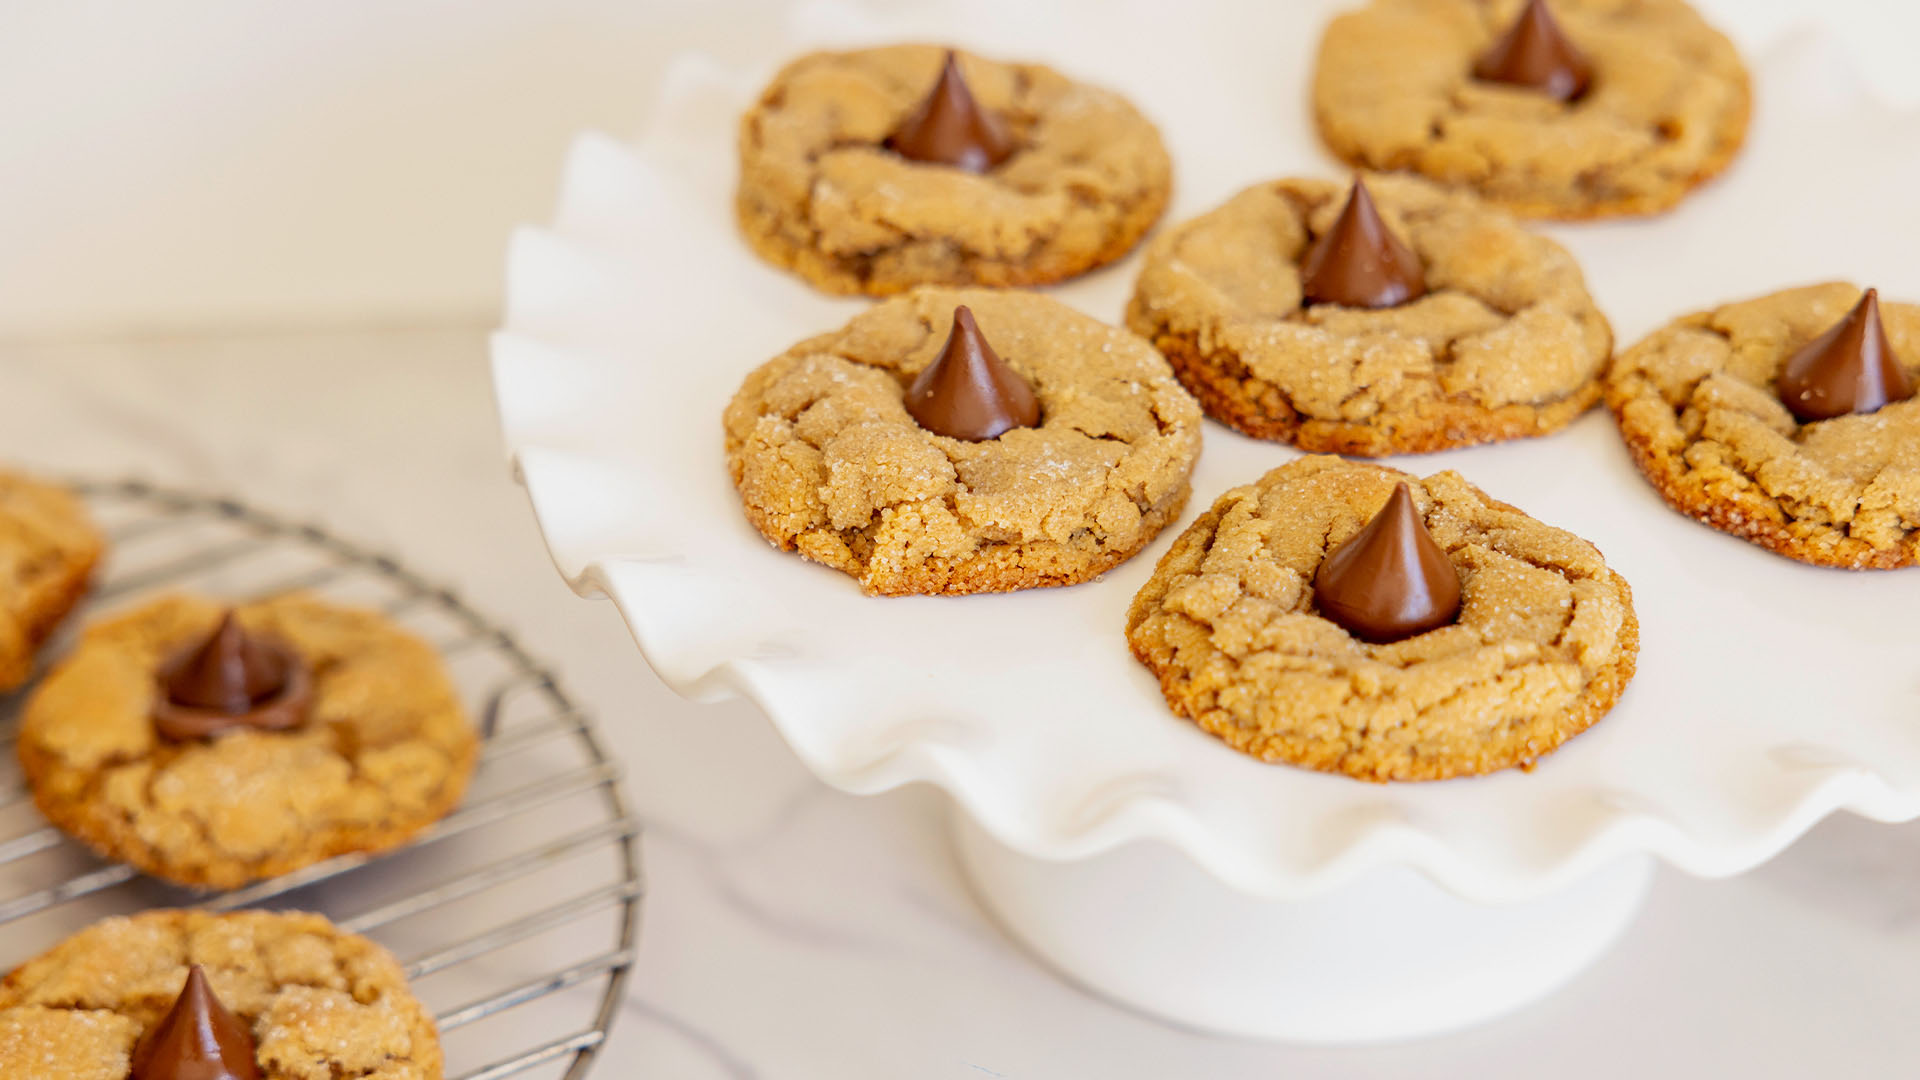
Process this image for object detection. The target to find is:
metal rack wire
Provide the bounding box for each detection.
[0,478,641,1080]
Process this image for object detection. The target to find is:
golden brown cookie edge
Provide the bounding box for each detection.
[18,734,480,891]
[1603,387,1919,571]
[1127,299,1604,456]
[0,542,101,693]
[733,475,1192,596]
[734,177,1171,297]
[15,596,484,891]
[1124,471,1640,781]
[0,482,104,693]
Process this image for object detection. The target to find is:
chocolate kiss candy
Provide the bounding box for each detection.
[1473,0,1594,103]
[884,50,1017,173]
[905,305,1041,441]
[163,611,286,713]
[130,965,262,1080]
[1301,178,1428,310]
[153,611,312,740]
[1777,288,1916,422]
[1314,482,1463,644]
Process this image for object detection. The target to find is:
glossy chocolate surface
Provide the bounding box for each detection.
[905,305,1041,441]
[1473,0,1593,103]
[884,51,1016,173]
[1777,288,1915,422]
[129,965,262,1080]
[1301,178,1427,310]
[153,611,312,740]
[1314,482,1463,643]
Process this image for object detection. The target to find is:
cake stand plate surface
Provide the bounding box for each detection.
[493,0,1920,1039]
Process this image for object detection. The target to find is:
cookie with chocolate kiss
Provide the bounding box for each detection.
[726,287,1203,595]
[737,44,1171,295]
[1128,173,1611,456]
[0,910,441,1080]
[16,594,480,888]
[1127,456,1638,781]
[1314,0,1749,218]
[1607,282,1920,568]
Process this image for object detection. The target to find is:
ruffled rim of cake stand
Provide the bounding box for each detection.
[494,9,1920,902]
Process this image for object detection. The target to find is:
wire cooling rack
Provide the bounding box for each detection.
[0,479,641,1080]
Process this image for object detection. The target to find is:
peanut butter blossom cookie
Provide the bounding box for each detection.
[1126,173,1611,455]
[0,471,102,692]
[725,287,1203,595]
[1127,456,1638,781]
[0,909,441,1079]
[1607,283,1920,569]
[1313,0,1750,219]
[18,593,480,888]
[736,45,1172,295]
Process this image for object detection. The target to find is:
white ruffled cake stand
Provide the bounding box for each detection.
[491,0,1920,1042]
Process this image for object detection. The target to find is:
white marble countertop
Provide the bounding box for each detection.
[1,326,1916,1076]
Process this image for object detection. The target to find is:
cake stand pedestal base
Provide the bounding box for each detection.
[953,812,1653,1044]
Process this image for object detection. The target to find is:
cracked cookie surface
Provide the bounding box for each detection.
[0,471,102,692]
[1312,0,1750,219]
[1126,456,1638,780]
[0,909,441,1080]
[725,287,1203,595]
[736,44,1171,295]
[18,593,479,889]
[1606,283,1920,569]
[1125,173,1610,456]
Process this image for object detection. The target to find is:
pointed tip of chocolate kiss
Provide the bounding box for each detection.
[1313,481,1462,644]
[130,964,262,1080]
[199,611,247,670]
[1777,286,1916,422]
[883,49,1016,174]
[1473,0,1593,103]
[1301,177,1428,310]
[905,305,1041,441]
